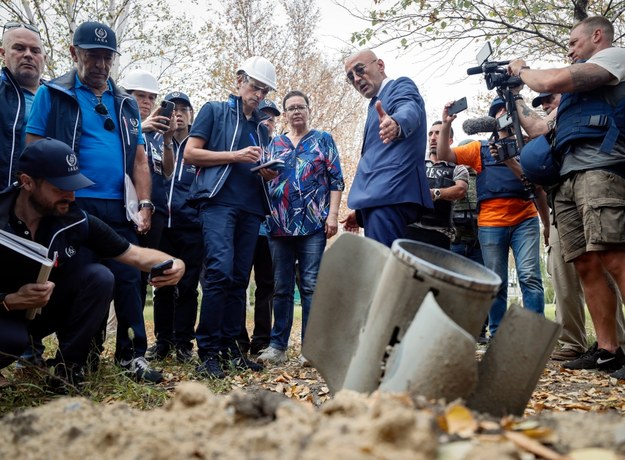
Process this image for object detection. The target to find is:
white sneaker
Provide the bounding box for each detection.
[257,346,287,364]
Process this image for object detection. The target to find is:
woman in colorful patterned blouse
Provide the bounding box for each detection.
[257,90,344,365]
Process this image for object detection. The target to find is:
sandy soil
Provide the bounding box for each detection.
[1,369,624,460]
[2,320,625,459]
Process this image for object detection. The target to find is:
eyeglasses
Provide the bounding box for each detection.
[244,76,271,96]
[94,102,115,131]
[285,105,308,113]
[3,22,41,37]
[346,59,378,84]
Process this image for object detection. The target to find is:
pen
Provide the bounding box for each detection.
[249,132,268,163]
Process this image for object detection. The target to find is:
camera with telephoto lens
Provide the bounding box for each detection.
[467,42,523,90]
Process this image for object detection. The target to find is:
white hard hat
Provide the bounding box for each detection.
[236,56,277,90]
[119,69,159,94]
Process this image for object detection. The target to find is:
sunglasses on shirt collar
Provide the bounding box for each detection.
[94,102,116,132]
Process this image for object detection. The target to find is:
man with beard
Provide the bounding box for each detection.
[0,138,184,390]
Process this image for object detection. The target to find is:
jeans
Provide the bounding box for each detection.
[268,231,327,350]
[195,204,261,357]
[153,226,203,351]
[479,216,544,335]
[452,238,488,337]
[238,234,274,353]
[451,239,484,265]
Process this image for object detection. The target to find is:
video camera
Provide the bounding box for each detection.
[466,42,526,163]
[466,42,523,91]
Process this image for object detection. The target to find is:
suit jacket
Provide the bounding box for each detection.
[347,77,433,211]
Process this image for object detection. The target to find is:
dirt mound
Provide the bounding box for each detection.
[0,383,436,459]
[1,382,624,459]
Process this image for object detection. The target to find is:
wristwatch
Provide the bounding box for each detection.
[433,189,441,201]
[138,200,155,213]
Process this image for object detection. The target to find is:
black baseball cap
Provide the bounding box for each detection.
[164,91,193,109]
[19,138,95,191]
[531,92,553,108]
[259,99,280,116]
[72,21,119,54]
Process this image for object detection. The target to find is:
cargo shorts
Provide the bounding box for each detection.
[554,169,625,263]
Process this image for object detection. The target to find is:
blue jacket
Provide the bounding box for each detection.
[0,68,26,188]
[39,69,141,198]
[476,141,530,207]
[187,94,270,205]
[167,135,200,229]
[347,77,433,210]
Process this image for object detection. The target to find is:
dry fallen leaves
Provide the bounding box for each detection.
[439,403,478,437]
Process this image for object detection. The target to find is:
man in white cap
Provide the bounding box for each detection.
[185,56,278,378]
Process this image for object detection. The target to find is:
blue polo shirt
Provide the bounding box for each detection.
[26,76,144,199]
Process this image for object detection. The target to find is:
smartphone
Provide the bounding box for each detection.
[160,100,175,119]
[448,97,468,116]
[149,259,174,281]
[250,159,285,173]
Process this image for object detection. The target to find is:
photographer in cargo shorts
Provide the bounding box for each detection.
[508,16,625,378]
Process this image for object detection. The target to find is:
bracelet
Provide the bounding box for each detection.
[0,293,10,312]
[164,143,174,149]
[514,94,524,101]
[519,173,535,192]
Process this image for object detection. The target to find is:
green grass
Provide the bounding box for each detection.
[0,332,246,416]
[0,298,594,416]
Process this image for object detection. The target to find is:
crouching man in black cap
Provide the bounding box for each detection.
[0,138,185,389]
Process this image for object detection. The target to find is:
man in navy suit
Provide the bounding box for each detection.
[341,49,433,247]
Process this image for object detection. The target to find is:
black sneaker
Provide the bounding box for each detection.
[563,342,625,372]
[225,349,264,372]
[145,343,172,361]
[250,342,270,356]
[196,355,226,379]
[176,347,194,364]
[120,357,164,383]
